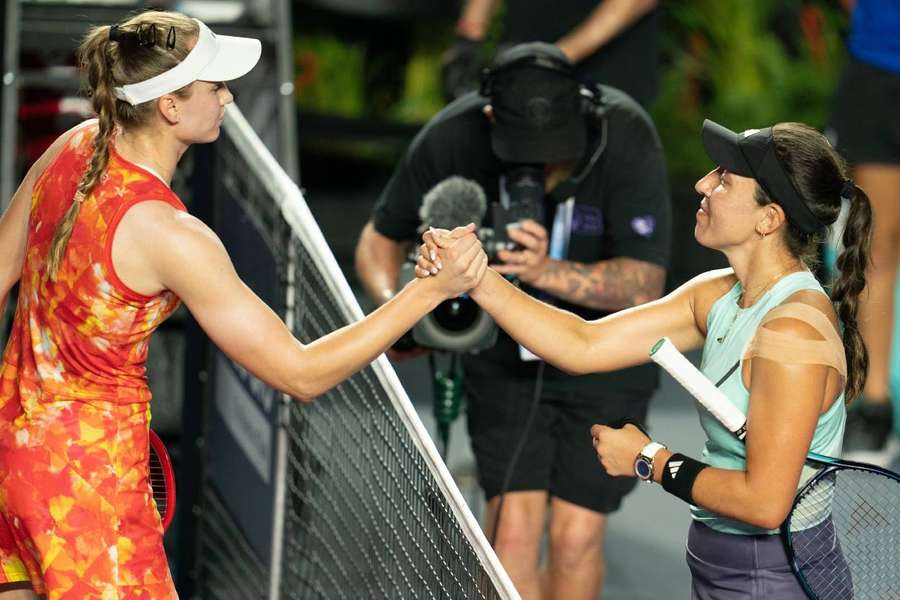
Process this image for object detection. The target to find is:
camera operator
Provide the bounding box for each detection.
[354,43,670,600]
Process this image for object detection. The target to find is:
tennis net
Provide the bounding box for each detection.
[194,104,517,600]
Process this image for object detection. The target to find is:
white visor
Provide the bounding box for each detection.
[113,19,261,106]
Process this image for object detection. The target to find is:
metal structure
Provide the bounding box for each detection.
[0,0,298,216]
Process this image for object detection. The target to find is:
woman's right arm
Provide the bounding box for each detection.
[420,227,733,374]
[140,207,485,401]
[469,269,710,374]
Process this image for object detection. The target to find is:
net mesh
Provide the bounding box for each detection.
[198,483,270,600]
[788,466,900,600]
[195,105,513,600]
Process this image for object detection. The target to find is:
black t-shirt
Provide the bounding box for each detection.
[373,86,670,393]
[502,1,660,107]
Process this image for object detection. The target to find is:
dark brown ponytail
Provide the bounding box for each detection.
[831,185,873,402]
[757,123,873,402]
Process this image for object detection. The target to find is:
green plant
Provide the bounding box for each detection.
[651,1,848,184]
[389,22,452,123]
[294,35,366,118]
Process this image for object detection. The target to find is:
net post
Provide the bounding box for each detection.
[267,240,297,600]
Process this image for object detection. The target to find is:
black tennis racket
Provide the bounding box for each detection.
[650,338,899,600]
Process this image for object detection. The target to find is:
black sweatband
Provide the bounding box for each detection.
[660,453,709,505]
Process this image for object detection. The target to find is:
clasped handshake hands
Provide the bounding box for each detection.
[414,224,487,297]
[416,219,551,292]
[418,222,656,479]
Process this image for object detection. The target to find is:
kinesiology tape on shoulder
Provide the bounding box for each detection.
[660,453,709,505]
[744,302,846,379]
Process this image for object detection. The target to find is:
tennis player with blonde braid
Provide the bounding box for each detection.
[418,120,872,598]
[0,11,486,599]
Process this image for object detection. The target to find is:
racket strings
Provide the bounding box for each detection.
[788,468,898,599]
[149,447,169,518]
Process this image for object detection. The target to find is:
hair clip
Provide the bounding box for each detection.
[840,178,855,202]
[137,23,158,48]
[109,24,139,45]
[166,26,177,50]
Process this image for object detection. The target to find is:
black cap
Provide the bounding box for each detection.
[701,119,825,234]
[486,42,586,164]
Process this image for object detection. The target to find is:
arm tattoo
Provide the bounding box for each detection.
[533,257,666,310]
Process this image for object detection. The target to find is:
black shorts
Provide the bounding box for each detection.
[463,367,651,514]
[828,57,900,165]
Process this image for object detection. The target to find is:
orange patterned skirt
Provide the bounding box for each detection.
[0,399,176,599]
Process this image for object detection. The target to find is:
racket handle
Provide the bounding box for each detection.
[650,338,748,440]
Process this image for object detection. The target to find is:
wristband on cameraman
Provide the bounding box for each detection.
[660,453,709,505]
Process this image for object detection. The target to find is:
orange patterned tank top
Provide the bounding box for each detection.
[0,122,183,599]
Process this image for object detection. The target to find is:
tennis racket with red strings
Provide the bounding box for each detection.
[148,429,176,532]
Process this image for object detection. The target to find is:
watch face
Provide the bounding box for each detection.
[634,458,652,480]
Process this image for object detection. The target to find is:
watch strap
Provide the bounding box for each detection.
[640,441,666,462]
[635,441,666,481]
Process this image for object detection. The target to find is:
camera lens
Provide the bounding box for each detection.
[432,297,481,332]
[505,164,544,209]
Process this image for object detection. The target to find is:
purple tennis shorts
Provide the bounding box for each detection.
[686,521,811,599]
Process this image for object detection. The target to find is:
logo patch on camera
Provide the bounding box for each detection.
[630,215,656,238]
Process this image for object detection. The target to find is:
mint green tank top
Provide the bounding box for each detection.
[690,270,846,535]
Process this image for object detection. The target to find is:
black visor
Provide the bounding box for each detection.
[701,119,825,234]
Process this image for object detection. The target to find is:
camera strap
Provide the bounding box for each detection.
[519,196,574,362]
[544,112,609,206]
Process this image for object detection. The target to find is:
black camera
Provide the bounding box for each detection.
[392,168,545,354]
[480,164,545,263]
[397,261,498,352]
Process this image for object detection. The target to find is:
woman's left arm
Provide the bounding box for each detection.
[0,121,92,310]
[0,167,38,308]
[0,193,28,314]
[594,316,830,530]
[685,343,827,529]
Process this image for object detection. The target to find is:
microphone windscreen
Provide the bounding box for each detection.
[418,176,487,233]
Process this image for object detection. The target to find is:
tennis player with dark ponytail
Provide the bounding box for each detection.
[0,11,486,599]
[419,120,873,598]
